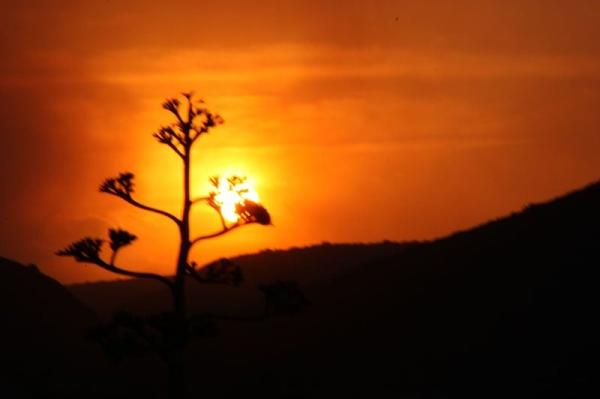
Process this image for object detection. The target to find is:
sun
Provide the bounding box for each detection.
[211,176,260,223]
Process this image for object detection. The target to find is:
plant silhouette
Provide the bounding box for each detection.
[58,92,307,399]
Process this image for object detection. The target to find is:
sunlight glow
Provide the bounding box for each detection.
[213,176,260,223]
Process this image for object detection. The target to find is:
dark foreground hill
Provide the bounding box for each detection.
[0,257,102,397]
[63,180,600,398]
[295,181,600,398]
[0,258,178,398]
[3,180,599,398]
[169,181,598,398]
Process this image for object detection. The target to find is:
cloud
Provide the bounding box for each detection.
[3,0,600,56]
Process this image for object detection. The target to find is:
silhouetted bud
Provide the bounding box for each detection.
[162,98,180,113]
[109,228,137,252]
[209,176,220,188]
[227,175,245,186]
[191,110,224,137]
[205,113,216,128]
[153,126,175,144]
[99,172,135,198]
[57,238,104,263]
[237,200,271,225]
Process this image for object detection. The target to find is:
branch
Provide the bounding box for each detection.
[183,92,195,126]
[99,259,173,290]
[99,173,181,227]
[192,196,227,229]
[162,98,187,131]
[126,197,181,227]
[153,126,186,158]
[191,111,224,142]
[191,196,210,205]
[190,222,243,246]
[217,211,227,230]
[189,199,271,246]
[57,238,103,263]
[165,140,184,158]
[57,236,173,290]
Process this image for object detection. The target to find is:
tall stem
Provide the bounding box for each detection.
[174,149,191,318]
[169,133,192,399]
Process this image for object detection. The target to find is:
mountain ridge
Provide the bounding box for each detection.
[1,179,598,397]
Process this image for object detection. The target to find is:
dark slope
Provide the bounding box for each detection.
[181,181,600,398]
[69,241,409,318]
[0,257,103,397]
[0,258,178,398]
[293,181,600,398]
[61,181,600,398]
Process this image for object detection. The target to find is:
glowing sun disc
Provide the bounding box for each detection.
[213,176,259,223]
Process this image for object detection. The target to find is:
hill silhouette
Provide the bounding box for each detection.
[63,180,600,398]
[295,181,600,398]
[0,257,178,398]
[2,180,599,397]
[69,241,410,319]
[0,257,102,397]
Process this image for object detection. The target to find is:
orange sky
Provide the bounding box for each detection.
[1,1,599,283]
